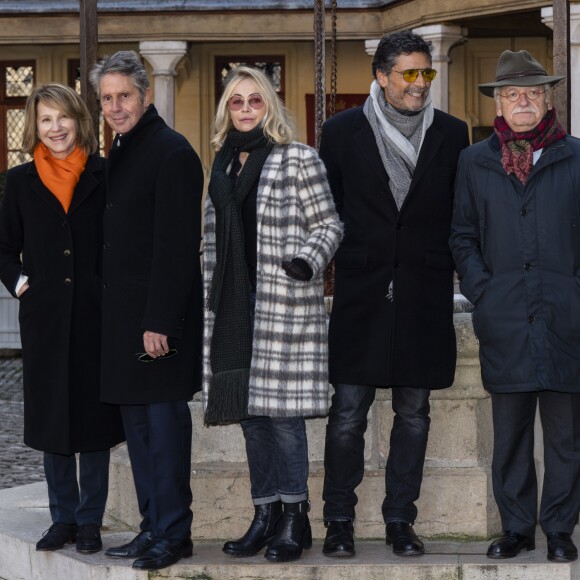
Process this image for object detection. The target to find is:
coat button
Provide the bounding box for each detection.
[106,202,113,210]
[523,263,532,271]
[521,208,528,216]
[528,315,535,324]
[103,242,109,250]
[103,282,109,289]
[63,249,71,256]
[64,278,72,285]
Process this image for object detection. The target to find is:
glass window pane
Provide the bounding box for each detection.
[5,65,34,97]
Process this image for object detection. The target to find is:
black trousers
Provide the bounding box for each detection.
[44,449,110,526]
[491,391,580,537]
[323,383,431,524]
[121,400,193,541]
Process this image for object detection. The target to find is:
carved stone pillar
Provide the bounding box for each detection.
[139,41,188,129]
[412,24,465,112]
[541,3,580,137]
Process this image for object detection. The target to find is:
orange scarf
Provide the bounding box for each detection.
[33,142,88,213]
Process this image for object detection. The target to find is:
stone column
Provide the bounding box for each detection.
[541,3,580,137]
[412,24,465,112]
[139,40,188,129]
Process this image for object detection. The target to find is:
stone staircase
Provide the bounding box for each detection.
[1,311,578,578]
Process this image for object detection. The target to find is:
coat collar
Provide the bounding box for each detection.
[27,154,103,218]
[475,133,573,181]
[352,106,446,213]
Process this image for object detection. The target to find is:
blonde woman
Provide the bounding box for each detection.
[203,66,342,562]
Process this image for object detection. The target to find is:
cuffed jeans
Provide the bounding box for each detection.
[491,391,580,537]
[323,383,430,524]
[241,415,309,505]
[44,449,110,526]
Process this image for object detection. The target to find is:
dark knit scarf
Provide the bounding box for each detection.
[494,108,566,184]
[205,126,274,425]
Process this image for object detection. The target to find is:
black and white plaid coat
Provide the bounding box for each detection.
[203,142,343,417]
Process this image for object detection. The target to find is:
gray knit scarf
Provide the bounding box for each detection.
[363,80,434,210]
[205,126,274,425]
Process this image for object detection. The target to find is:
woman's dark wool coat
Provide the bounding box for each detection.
[320,106,470,389]
[0,155,124,454]
[100,105,204,405]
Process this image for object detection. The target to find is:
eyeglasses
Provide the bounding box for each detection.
[135,349,178,363]
[227,93,265,111]
[390,68,437,83]
[498,88,545,102]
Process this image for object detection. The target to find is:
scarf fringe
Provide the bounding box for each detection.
[204,368,251,426]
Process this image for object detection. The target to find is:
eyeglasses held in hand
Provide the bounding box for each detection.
[390,68,437,83]
[227,93,265,111]
[498,88,545,102]
[135,349,178,363]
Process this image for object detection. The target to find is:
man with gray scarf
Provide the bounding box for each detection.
[319,30,469,558]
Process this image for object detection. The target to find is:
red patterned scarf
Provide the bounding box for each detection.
[494,108,566,184]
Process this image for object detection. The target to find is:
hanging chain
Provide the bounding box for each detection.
[329,0,338,118]
[313,0,325,150]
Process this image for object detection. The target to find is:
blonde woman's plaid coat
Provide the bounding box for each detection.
[203,142,343,418]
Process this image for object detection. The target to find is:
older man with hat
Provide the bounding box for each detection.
[450,49,580,562]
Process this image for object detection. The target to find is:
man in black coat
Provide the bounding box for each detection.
[319,30,469,558]
[451,50,580,563]
[90,51,204,571]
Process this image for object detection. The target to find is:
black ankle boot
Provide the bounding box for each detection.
[223,500,283,557]
[264,500,312,562]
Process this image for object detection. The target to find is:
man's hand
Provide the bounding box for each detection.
[143,330,169,358]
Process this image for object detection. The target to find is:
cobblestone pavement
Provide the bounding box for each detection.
[0,354,44,489]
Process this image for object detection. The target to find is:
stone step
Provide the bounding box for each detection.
[1,483,577,580]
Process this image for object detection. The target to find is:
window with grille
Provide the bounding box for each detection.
[68,59,113,156]
[214,56,285,107]
[0,62,34,171]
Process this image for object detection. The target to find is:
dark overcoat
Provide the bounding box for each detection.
[450,134,580,394]
[320,106,469,389]
[101,105,204,405]
[0,155,124,454]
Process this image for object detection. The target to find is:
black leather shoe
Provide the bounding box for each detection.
[36,523,78,551]
[105,530,155,558]
[386,522,424,556]
[265,500,312,562]
[487,531,535,559]
[223,501,282,557]
[76,524,102,554]
[322,520,355,557]
[132,537,193,570]
[547,532,578,562]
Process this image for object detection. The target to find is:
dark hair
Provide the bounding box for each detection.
[371,30,433,78]
[89,50,149,101]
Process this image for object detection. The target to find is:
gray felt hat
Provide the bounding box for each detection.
[478,49,564,97]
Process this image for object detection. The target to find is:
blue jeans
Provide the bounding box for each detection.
[44,449,110,526]
[323,383,430,524]
[241,415,309,505]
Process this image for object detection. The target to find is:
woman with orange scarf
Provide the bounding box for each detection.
[0,84,124,554]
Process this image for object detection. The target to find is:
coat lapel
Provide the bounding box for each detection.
[27,163,67,218]
[68,155,102,215]
[409,121,444,192]
[352,109,390,189]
